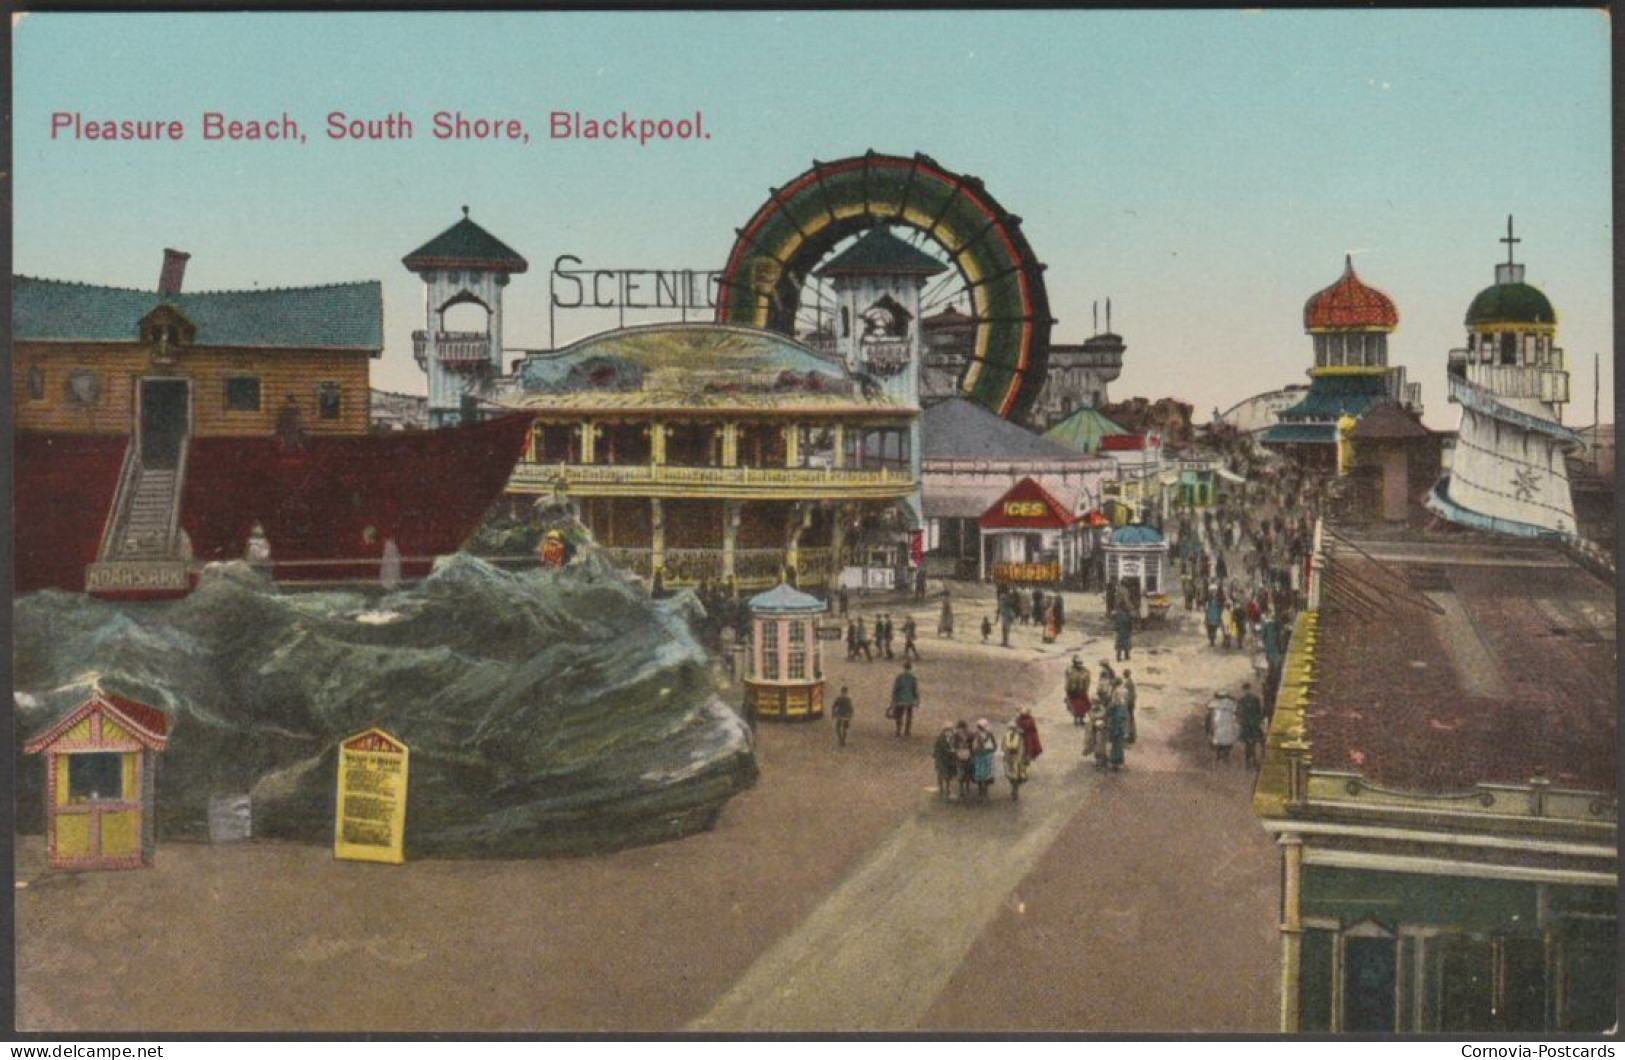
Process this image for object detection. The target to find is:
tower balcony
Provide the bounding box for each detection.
[412,330,496,372]
[1461,364,1571,404]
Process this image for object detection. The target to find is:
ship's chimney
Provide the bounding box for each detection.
[158,249,191,295]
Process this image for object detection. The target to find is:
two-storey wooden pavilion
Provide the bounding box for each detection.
[497,323,920,591]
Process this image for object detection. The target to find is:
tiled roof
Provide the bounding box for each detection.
[1044,407,1129,453]
[923,398,1092,462]
[1304,256,1399,331]
[979,477,1077,530]
[815,228,947,277]
[921,304,976,329]
[748,583,826,614]
[1109,524,1165,547]
[1276,372,1391,421]
[24,686,170,753]
[101,690,171,741]
[402,211,528,273]
[1352,402,1430,440]
[1260,422,1337,445]
[1306,536,1614,794]
[13,276,383,350]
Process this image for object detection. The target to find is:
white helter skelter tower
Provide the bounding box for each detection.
[1428,218,1580,539]
[402,207,529,427]
[814,227,947,530]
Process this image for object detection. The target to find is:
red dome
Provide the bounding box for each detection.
[1303,256,1399,331]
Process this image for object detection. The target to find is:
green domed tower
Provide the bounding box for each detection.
[1427,218,1580,539]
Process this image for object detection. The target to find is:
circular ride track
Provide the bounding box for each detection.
[716,151,1054,421]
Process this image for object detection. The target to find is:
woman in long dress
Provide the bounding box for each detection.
[1207,689,1240,763]
[1107,685,1131,771]
[972,719,998,798]
[1002,722,1028,800]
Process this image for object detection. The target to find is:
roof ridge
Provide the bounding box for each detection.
[16,275,381,295]
[15,275,153,293]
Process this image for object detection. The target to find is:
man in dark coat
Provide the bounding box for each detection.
[1239,682,1265,770]
[890,660,920,737]
[832,684,855,747]
[1114,605,1134,662]
[902,615,921,661]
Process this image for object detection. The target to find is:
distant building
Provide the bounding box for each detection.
[1219,386,1309,436]
[1262,257,1420,469]
[1097,432,1166,522]
[1570,424,1616,550]
[1043,405,1130,455]
[403,208,529,428]
[370,389,429,431]
[1101,396,1194,447]
[1028,301,1127,430]
[1256,527,1616,1033]
[1574,423,1615,478]
[495,322,918,593]
[919,304,979,404]
[920,397,1110,580]
[918,299,1125,427]
[1426,222,1579,540]
[1334,402,1443,525]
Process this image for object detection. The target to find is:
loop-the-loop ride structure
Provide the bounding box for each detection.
[715,151,1054,421]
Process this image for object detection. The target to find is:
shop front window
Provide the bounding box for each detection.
[1343,934,1398,1031]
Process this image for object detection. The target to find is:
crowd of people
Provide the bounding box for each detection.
[931,710,1043,801]
[842,613,920,662]
[716,448,1330,801]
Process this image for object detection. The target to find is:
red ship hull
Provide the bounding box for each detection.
[15,413,533,595]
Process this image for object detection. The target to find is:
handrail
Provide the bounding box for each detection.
[96,442,143,560]
[166,437,190,558]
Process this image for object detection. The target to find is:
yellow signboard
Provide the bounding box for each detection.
[1004,500,1048,518]
[334,728,409,864]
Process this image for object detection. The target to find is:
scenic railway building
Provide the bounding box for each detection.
[495,322,919,592]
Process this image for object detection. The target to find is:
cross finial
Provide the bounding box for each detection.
[462,205,470,219]
[1501,214,1520,266]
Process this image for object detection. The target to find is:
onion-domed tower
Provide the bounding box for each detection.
[1263,256,1417,469]
[1426,219,1579,539]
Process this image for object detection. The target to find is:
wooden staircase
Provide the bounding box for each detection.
[87,442,192,597]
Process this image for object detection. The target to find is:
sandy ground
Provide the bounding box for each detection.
[15,584,1279,1033]
[921,615,1281,1032]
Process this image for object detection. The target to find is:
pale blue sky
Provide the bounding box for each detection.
[13,10,1614,426]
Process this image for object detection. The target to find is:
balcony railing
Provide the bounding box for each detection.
[1463,363,1571,403]
[412,330,495,370]
[597,545,834,588]
[509,460,915,495]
